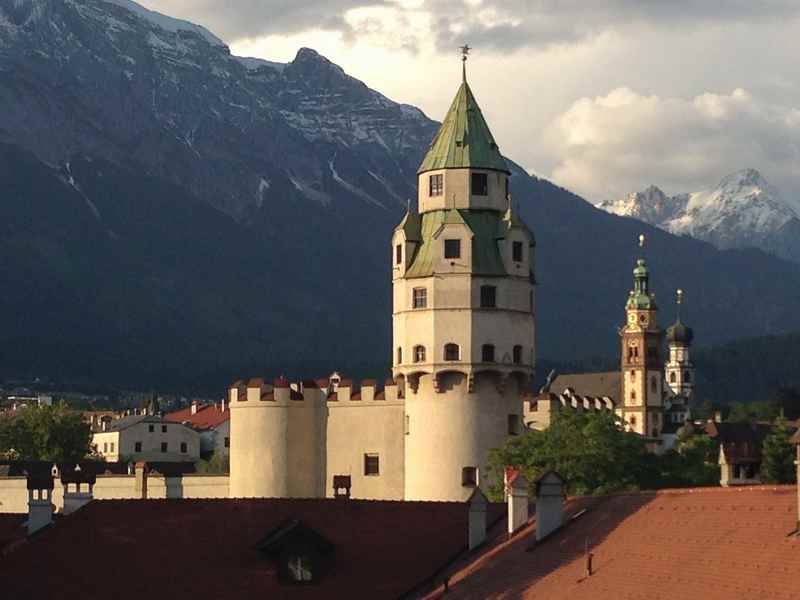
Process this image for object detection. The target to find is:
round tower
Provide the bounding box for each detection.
[665,289,695,399]
[229,378,290,498]
[392,57,535,501]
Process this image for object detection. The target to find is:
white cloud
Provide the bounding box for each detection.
[544,87,800,201]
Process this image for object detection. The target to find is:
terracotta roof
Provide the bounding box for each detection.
[0,498,475,599]
[0,514,26,555]
[165,404,229,431]
[422,486,800,600]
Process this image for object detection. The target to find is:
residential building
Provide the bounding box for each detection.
[91,415,200,463]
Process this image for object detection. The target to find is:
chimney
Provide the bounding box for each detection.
[467,488,488,550]
[505,467,529,536]
[191,400,199,415]
[61,464,96,515]
[220,397,226,413]
[26,470,54,535]
[535,471,565,542]
[333,475,351,499]
[135,461,149,499]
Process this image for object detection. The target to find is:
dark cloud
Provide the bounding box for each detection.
[143,0,800,51]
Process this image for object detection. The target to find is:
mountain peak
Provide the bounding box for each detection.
[718,168,768,190]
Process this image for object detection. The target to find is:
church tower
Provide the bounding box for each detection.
[392,53,536,501]
[619,237,664,442]
[665,289,695,399]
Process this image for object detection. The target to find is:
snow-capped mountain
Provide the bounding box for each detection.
[598,169,800,263]
[2,0,800,386]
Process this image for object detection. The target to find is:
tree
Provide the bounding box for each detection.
[487,410,650,500]
[0,402,92,462]
[760,417,796,484]
[195,452,229,474]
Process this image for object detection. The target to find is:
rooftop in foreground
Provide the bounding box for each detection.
[423,485,800,600]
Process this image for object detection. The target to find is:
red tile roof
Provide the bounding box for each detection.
[422,486,800,600]
[165,404,229,431]
[0,498,475,599]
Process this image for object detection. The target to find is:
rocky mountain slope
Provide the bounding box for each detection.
[2,0,800,389]
[599,170,800,263]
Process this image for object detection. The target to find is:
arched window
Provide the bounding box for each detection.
[413,345,426,363]
[397,347,402,365]
[684,371,692,383]
[444,343,460,361]
[669,372,676,383]
[482,344,495,362]
[512,345,522,365]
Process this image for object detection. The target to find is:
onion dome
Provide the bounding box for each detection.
[666,319,694,345]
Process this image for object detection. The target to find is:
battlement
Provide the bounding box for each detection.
[229,375,403,405]
[523,389,616,431]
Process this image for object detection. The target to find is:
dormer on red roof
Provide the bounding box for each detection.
[165,404,230,431]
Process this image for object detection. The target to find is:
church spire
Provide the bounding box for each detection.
[627,233,656,310]
[417,46,509,175]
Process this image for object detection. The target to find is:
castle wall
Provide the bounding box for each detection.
[325,388,405,500]
[404,372,524,502]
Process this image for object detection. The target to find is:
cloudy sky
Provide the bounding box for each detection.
[143,0,800,202]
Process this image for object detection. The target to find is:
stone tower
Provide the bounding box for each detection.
[619,244,664,442]
[665,290,695,400]
[392,66,536,501]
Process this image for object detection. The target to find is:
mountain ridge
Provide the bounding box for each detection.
[2,0,800,389]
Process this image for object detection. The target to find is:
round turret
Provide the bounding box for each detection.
[666,320,694,346]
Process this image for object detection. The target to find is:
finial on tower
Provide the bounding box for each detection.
[676,288,684,321]
[460,44,471,82]
[639,233,646,249]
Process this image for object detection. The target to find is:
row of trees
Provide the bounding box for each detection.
[486,410,721,501]
[0,403,92,462]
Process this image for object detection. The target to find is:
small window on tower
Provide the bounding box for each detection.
[651,377,657,393]
[397,347,403,365]
[396,244,402,265]
[670,372,676,383]
[482,344,495,362]
[412,287,427,309]
[480,285,497,308]
[630,415,637,426]
[429,173,444,196]
[462,467,477,487]
[134,441,142,452]
[444,239,461,259]
[413,345,426,363]
[512,241,524,262]
[180,442,187,454]
[684,371,692,383]
[444,343,460,361]
[508,414,520,435]
[471,173,488,196]
[513,345,523,365]
[161,442,168,453]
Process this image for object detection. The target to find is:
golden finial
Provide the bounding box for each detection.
[460,44,471,82]
[676,288,684,305]
[638,233,645,249]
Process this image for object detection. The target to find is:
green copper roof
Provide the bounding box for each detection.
[418,81,510,175]
[626,258,657,310]
[404,209,507,278]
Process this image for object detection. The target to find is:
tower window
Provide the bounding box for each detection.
[444,239,461,259]
[480,285,496,308]
[513,345,523,365]
[162,425,167,433]
[161,442,168,453]
[684,371,692,383]
[444,343,460,361]
[364,453,380,476]
[412,287,427,309]
[462,466,477,487]
[630,415,637,426]
[413,345,426,363]
[669,372,676,383]
[651,377,657,393]
[512,241,523,262]
[471,173,488,196]
[508,414,520,435]
[397,347,402,365]
[429,173,444,196]
[134,441,142,452]
[482,344,495,362]
[395,244,402,265]
[180,442,187,453]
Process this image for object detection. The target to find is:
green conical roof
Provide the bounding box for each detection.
[418,80,510,175]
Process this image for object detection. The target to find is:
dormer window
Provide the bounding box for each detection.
[444,239,461,259]
[287,555,313,582]
[429,174,443,196]
[471,173,488,196]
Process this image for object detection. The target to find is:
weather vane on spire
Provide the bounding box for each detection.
[460,44,471,81]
